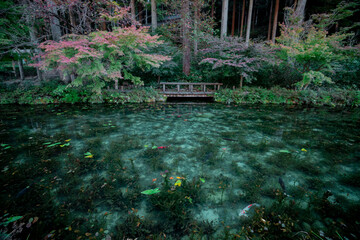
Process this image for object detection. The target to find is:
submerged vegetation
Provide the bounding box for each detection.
[1,0,360,239]
[1,103,360,239]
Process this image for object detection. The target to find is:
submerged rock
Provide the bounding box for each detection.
[312,220,327,233]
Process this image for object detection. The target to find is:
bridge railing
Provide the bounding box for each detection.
[159,82,223,94]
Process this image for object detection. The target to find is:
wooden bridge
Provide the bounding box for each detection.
[160,82,223,97]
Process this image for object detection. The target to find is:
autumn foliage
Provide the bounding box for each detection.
[34,26,170,94]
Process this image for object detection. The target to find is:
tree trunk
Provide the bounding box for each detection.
[295,0,306,23]
[182,0,191,76]
[138,2,144,24]
[211,0,215,19]
[69,6,76,33]
[252,4,256,31]
[12,60,18,78]
[245,0,254,47]
[240,75,243,88]
[18,59,24,80]
[130,0,136,22]
[194,0,200,56]
[240,0,245,38]
[151,0,157,33]
[48,0,61,41]
[220,0,229,39]
[27,14,43,80]
[115,79,118,90]
[271,0,279,43]
[267,0,273,41]
[231,0,236,36]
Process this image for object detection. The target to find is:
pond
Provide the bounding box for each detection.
[0,103,359,239]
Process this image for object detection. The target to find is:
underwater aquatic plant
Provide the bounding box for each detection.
[141,188,161,195]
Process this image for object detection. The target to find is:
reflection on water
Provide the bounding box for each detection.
[0,103,359,239]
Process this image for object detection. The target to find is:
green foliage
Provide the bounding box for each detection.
[277,7,360,89]
[36,27,170,94]
[0,1,28,55]
[199,35,275,87]
[0,81,166,104]
[296,70,333,90]
[215,87,360,107]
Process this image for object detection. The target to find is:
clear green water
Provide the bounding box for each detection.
[1,103,359,239]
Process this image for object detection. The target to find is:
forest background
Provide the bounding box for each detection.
[0,0,359,105]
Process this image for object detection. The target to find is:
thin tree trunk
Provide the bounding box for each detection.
[211,0,215,19]
[271,0,279,43]
[194,0,200,56]
[252,4,256,31]
[130,0,136,22]
[12,60,18,78]
[151,0,157,33]
[145,3,148,25]
[27,14,43,80]
[295,0,307,23]
[69,6,76,33]
[115,79,118,90]
[182,0,191,76]
[48,0,61,41]
[240,0,245,38]
[245,0,254,47]
[18,59,24,80]
[138,2,144,24]
[240,75,243,88]
[267,0,273,41]
[220,0,229,39]
[231,0,236,36]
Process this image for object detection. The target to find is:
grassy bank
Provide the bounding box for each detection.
[0,81,166,104]
[1,81,359,107]
[215,87,360,107]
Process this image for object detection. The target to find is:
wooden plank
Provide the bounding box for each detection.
[160,82,223,86]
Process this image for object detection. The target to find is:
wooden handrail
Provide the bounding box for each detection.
[160,82,223,85]
[160,82,223,93]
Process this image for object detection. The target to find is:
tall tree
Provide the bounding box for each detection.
[48,0,61,41]
[27,14,42,80]
[231,0,237,37]
[211,0,216,19]
[151,0,157,33]
[239,0,245,38]
[220,0,229,39]
[245,0,253,46]
[181,0,191,75]
[130,0,136,21]
[267,0,273,41]
[294,0,307,23]
[271,0,279,43]
[194,0,201,56]
[17,58,24,80]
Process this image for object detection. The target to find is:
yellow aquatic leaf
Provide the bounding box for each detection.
[65,139,71,142]
[301,148,307,152]
[85,155,93,158]
[175,180,182,187]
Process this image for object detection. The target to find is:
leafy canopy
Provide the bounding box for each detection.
[276,5,360,90]
[199,35,275,85]
[34,26,171,94]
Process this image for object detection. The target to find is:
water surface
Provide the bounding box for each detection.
[0,103,359,239]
